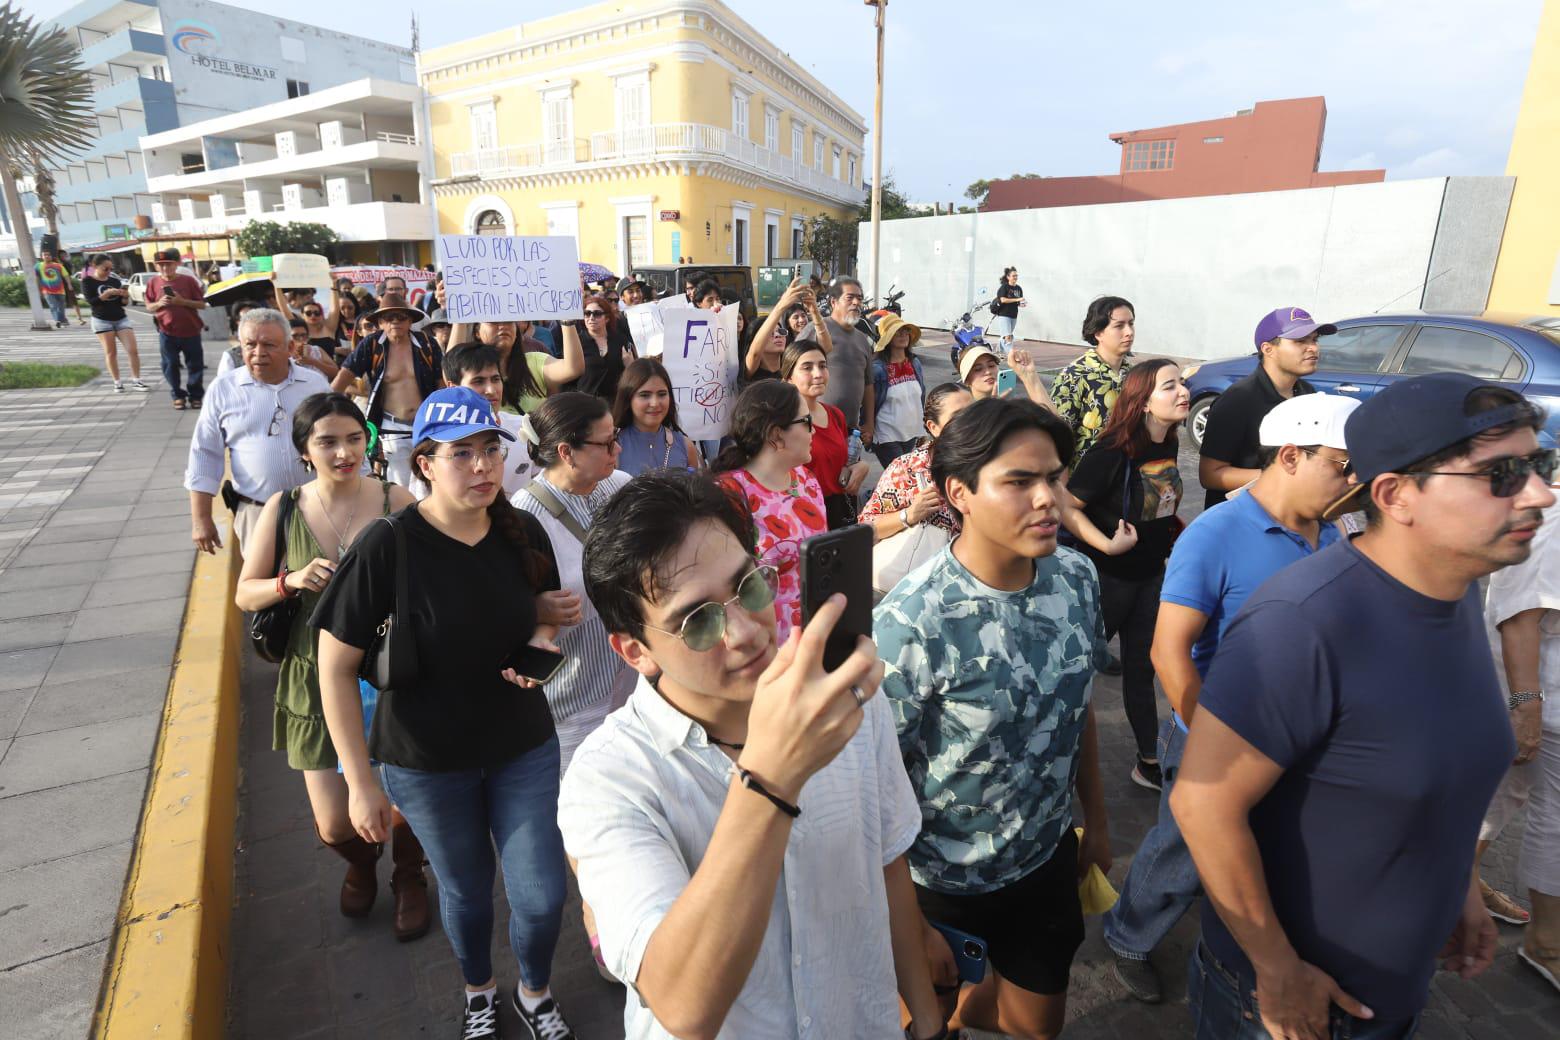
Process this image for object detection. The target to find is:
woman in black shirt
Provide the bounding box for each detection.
[991,266,1025,353]
[81,254,149,392]
[1063,358,1189,790]
[313,385,578,1040]
[563,294,632,403]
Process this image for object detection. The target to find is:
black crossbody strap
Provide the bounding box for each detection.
[272,489,298,578]
[524,479,589,544]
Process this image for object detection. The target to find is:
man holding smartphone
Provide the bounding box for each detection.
[147,247,209,410]
[561,470,947,1040]
[875,396,1111,1040]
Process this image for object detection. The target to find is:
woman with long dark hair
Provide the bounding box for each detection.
[313,386,576,1040]
[1064,357,1189,790]
[564,294,634,403]
[859,382,973,542]
[612,358,703,474]
[991,265,1025,353]
[782,341,870,529]
[711,380,827,640]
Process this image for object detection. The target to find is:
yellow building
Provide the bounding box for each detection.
[419,0,867,284]
[1488,0,1560,316]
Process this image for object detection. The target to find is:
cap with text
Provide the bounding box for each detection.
[412,386,516,445]
[1253,307,1337,350]
[1258,393,1358,450]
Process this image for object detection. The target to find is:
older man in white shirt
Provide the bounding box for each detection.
[185,307,330,558]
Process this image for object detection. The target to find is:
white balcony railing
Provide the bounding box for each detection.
[450,122,866,205]
[375,131,417,146]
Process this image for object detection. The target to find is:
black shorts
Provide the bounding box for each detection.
[914,827,1084,995]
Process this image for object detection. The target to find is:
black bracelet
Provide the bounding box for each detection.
[736,767,801,818]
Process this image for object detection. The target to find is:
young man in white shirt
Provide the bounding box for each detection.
[560,469,947,1040]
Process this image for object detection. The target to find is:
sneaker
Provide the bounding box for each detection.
[128,379,150,392]
[461,991,500,1040]
[1480,879,1530,925]
[1111,950,1163,1004]
[513,989,575,1040]
[113,381,125,393]
[1131,759,1163,792]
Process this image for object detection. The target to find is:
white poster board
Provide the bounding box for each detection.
[436,234,584,322]
[661,306,741,440]
[625,302,665,357]
[272,252,332,299]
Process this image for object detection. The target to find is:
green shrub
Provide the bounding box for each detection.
[0,362,101,389]
[0,275,29,308]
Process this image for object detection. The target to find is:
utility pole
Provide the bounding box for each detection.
[865,0,885,301]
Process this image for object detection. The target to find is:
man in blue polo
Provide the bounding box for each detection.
[1102,393,1358,1004]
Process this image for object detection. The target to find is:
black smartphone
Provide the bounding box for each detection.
[799,524,874,671]
[929,921,988,985]
[161,285,176,298]
[504,643,566,684]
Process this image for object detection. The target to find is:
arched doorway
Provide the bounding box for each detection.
[475,209,508,236]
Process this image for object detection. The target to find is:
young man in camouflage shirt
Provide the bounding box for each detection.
[1049,295,1135,466]
[876,396,1112,1039]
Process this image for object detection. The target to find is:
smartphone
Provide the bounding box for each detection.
[996,368,1019,397]
[161,285,176,298]
[504,643,566,684]
[799,524,874,671]
[929,921,988,985]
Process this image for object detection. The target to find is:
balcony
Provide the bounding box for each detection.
[154,201,432,243]
[56,167,147,206]
[142,136,422,194]
[78,27,163,70]
[92,74,172,115]
[446,122,866,207]
[88,122,149,158]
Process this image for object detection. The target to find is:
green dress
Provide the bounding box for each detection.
[272,481,393,770]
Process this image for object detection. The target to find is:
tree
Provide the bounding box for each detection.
[0,3,94,329]
[27,147,58,236]
[234,220,341,259]
[859,171,930,222]
[803,215,858,279]
[964,179,992,207]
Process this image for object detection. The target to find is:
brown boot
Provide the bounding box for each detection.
[390,812,431,942]
[1520,890,1560,992]
[321,828,382,918]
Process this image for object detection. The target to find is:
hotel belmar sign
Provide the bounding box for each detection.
[169,19,278,82]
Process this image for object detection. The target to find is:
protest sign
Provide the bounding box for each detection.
[272,253,332,298]
[625,302,665,357]
[437,234,584,322]
[661,306,740,440]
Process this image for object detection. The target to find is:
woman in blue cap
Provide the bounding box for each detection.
[313,386,578,1040]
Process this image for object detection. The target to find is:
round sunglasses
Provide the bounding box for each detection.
[643,564,778,652]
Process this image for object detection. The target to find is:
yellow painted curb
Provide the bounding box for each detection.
[93,525,243,1040]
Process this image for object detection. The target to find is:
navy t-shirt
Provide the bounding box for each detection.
[1197,538,1513,1022]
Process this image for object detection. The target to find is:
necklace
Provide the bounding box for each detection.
[709,735,745,751]
[314,481,361,561]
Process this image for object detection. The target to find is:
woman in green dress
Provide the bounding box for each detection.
[235,393,428,939]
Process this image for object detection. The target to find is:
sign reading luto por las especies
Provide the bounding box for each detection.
[661,305,741,440]
[436,235,584,322]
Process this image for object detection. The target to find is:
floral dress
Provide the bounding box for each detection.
[858,443,961,537]
[718,467,827,640]
[1049,349,1132,466]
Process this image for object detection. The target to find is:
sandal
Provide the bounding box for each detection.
[1481,879,1530,925]
[172,398,186,410]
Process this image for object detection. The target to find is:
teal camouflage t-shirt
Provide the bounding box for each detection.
[875,544,1108,895]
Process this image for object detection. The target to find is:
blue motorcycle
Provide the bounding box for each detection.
[948,290,995,370]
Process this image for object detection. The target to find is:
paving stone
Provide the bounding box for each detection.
[16,665,168,735]
[79,570,191,610]
[114,530,198,558]
[44,505,126,527]
[127,497,190,521]
[0,714,159,798]
[0,645,59,693]
[100,549,194,582]
[0,585,90,622]
[0,769,148,873]
[41,628,178,686]
[0,687,30,740]
[0,842,131,972]
[0,559,104,592]
[26,520,123,546]
[0,939,106,1040]
[64,598,185,645]
[8,537,116,567]
[0,613,73,653]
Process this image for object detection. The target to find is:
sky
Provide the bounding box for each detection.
[27,0,1545,203]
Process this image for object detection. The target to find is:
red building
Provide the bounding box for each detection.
[983,97,1385,211]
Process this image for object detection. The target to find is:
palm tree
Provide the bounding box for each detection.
[28,147,60,236]
[0,3,95,329]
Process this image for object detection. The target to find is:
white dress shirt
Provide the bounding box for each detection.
[184,360,330,501]
[558,674,922,1040]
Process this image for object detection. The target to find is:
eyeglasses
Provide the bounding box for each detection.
[429,443,508,467]
[643,565,779,651]
[583,310,607,319]
[267,403,285,437]
[1297,447,1353,476]
[578,433,620,450]
[1417,449,1558,497]
[303,310,323,318]
[785,415,814,431]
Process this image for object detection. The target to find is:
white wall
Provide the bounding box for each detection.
[859,178,1455,361]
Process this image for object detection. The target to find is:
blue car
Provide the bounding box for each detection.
[1181,312,1560,448]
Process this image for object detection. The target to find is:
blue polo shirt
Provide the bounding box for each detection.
[1161,490,1340,683]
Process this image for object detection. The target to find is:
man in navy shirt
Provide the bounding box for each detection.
[1174,373,1554,1039]
[1103,393,1357,1004]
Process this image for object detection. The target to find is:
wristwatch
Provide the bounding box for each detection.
[899,508,912,528]
[1509,690,1545,709]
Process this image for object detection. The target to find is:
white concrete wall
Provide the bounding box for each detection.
[859,178,1456,361]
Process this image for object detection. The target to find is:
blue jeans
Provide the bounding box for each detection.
[1102,717,1198,959]
[158,332,204,402]
[1188,942,1419,1039]
[872,439,917,468]
[44,294,66,323]
[381,737,568,989]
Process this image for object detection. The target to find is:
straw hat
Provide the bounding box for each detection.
[875,314,922,352]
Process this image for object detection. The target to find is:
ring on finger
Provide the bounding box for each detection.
[849,683,865,708]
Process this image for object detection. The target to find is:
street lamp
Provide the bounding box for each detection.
[864,0,885,304]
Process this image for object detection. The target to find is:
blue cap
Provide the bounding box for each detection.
[1254,307,1337,350]
[411,386,515,445]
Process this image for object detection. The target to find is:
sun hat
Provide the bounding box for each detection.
[958,345,999,384]
[875,314,922,353]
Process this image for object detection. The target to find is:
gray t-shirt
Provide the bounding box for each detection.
[800,317,873,426]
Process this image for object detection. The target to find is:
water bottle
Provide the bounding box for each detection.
[847,429,863,466]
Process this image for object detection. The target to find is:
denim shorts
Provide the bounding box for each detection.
[90,317,134,334]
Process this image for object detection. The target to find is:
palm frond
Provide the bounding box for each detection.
[0,2,96,164]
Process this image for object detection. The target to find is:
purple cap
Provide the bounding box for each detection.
[1254,307,1338,350]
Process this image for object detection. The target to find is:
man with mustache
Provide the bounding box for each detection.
[1199,307,1333,508]
[1173,374,1554,1039]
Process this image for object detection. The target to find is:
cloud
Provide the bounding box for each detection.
[1338,151,1380,170]
[1396,147,1464,177]
[1384,127,1425,149]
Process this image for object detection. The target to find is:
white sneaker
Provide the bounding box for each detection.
[128,379,150,392]
[113,382,125,393]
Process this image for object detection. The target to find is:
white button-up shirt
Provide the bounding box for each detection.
[559,675,921,1040]
[184,360,331,501]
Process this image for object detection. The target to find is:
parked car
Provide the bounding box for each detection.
[633,263,757,326]
[126,272,155,306]
[1181,312,1560,448]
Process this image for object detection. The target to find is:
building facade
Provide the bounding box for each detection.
[421,0,867,280]
[37,0,413,251]
[984,97,1385,211]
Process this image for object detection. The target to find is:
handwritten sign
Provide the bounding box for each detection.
[272,252,332,298]
[661,306,740,440]
[625,302,665,357]
[436,234,584,322]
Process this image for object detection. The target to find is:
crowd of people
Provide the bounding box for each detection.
[177,265,1559,1040]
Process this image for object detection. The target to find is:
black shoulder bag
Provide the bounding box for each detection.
[249,490,300,664]
[357,515,418,691]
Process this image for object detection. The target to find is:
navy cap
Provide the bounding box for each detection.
[412,386,515,446]
[1322,373,1531,518]
[1254,307,1337,351]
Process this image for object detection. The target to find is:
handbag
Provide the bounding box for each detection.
[872,513,951,596]
[357,515,418,692]
[249,490,300,664]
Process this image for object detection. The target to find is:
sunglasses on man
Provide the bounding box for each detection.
[1418,449,1558,497]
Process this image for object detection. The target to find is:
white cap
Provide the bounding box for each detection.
[1258,393,1358,450]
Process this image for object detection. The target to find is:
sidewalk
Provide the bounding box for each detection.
[0,311,212,1038]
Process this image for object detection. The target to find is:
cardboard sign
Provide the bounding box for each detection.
[625,302,665,357]
[661,306,740,440]
[436,234,584,322]
[272,252,332,296]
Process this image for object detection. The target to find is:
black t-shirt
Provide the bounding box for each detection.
[568,323,631,402]
[1199,367,1315,508]
[309,334,340,355]
[1068,436,1182,581]
[743,365,783,388]
[82,274,126,322]
[995,281,1023,319]
[310,503,561,771]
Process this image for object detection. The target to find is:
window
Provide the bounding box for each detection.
[732,215,749,265]
[847,154,857,186]
[280,37,305,63]
[1399,326,1521,381]
[286,79,310,99]
[814,133,825,172]
[765,221,778,265]
[791,222,804,260]
[792,124,804,161]
[832,147,841,179]
[179,152,204,175]
[764,107,779,152]
[1316,324,1404,374]
[469,101,497,151]
[1124,138,1175,171]
[475,209,507,236]
[623,215,650,268]
[731,90,749,139]
[615,76,648,135]
[543,90,574,164]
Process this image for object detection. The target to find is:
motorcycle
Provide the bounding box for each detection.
[854,283,906,340]
[948,290,995,370]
